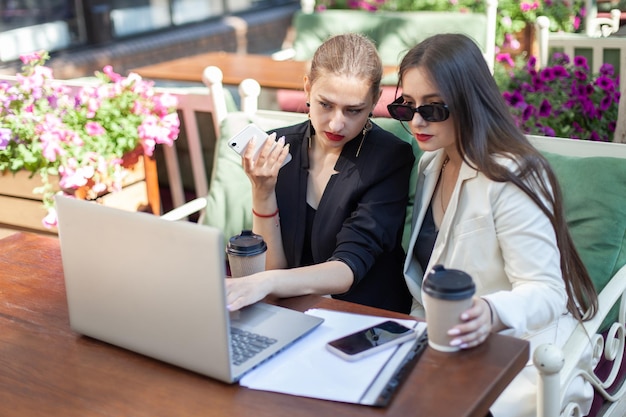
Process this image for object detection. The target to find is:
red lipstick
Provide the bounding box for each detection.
[325,132,344,142]
[415,133,433,142]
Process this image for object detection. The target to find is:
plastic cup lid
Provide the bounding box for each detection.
[423,265,476,300]
[226,230,267,256]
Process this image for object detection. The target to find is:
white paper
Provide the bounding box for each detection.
[239,308,426,403]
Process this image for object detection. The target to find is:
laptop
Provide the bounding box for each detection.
[54,195,324,383]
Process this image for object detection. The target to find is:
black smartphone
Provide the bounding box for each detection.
[326,320,417,361]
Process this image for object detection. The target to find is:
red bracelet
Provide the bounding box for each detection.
[252,208,279,218]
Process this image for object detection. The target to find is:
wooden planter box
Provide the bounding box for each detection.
[0,155,160,235]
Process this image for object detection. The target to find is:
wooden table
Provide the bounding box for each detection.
[0,232,529,417]
[132,51,398,90]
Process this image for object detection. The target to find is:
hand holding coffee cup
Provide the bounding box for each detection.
[422,265,476,352]
[226,230,267,278]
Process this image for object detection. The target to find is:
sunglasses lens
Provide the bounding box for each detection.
[387,98,450,122]
[420,104,449,122]
[387,104,414,121]
[419,105,436,121]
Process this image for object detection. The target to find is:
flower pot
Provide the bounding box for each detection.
[0,154,159,234]
[500,24,539,61]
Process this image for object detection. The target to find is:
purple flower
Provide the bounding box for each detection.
[542,126,556,136]
[538,99,552,117]
[580,99,596,118]
[595,76,615,91]
[522,104,536,122]
[503,91,525,108]
[552,65,569,79]
[599,95,613,111]
[574,70,588,82]
[551,52,570,65]
[573,56,589,71]
[599,63,615,77]
[540,67,555,82]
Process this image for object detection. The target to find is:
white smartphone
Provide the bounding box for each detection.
[227,123,292,167]
[326,320,418,362]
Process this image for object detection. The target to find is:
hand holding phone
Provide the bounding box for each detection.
[326,320,418,362]
[227,123,292,167]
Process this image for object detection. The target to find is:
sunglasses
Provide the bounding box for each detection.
[387,97,450,122]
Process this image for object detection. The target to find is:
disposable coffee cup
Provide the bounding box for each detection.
[226,230,267,278]
[422,265,476,352]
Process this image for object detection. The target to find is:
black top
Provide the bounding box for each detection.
[301,203,316,266]
[413,203,438,273]
[269,120,415,313]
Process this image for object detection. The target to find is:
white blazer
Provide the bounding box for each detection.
[402,149,592,417]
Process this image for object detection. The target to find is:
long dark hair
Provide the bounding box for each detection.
[398,33,597,321]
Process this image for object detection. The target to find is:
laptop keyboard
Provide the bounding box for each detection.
[230,327,277,366]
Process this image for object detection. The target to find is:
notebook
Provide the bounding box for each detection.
[54,195,324,383]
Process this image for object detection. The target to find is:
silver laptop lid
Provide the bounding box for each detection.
[55,196,234,382]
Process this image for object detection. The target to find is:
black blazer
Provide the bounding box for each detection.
[270,121,414,313]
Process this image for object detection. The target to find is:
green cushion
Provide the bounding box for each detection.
[542,151,626,328]
[375,12,488,66]
[292,10,489,67]
[292,10,383,62]
[202,111,307,246]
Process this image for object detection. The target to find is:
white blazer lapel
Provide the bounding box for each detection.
[427,160,478,271]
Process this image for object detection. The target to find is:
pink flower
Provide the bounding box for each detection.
[520,1,539,12]
[3,51,180,228]
[496,53,515,68]
[85,121,106,136]
[103,65,123,83]
[0,128,11,149]
[42,207,58,228]
[154,92,178,117]
[20,51,45,65]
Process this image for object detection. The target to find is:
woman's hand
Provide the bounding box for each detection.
[447,297,494,349]
[225,272,274,311]
[242,133,290,198]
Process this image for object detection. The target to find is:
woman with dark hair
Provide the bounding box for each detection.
[225,33,414,314]
[389,33,598,416]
